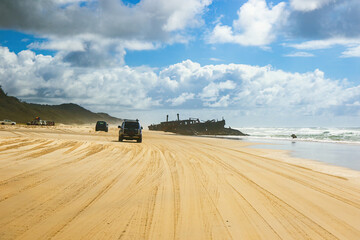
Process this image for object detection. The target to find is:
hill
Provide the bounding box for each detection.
[0,87,122,124]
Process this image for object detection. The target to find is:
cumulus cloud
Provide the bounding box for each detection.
[28,38,86,52]
[199,80,236,104]
[1,48,359,118]
[0,46,159,109]
[0,0,212,68]
[158,60,360,115]
[285,0,360,55]
[290,0,336,12]
[0,0,211,41]
[207,0,288,46]
[206,0,360,57]
[287,0,360,39]
[27,34,161,67]
[162,0,212,31]
[205,95,231,107]
[159,60,202,90]
[167,92,195,106]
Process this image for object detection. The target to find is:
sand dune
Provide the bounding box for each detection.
[0,125,359,239]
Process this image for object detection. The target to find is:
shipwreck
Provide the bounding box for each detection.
[148,114,248,136]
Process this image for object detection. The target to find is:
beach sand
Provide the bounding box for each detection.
[0,125,359,239]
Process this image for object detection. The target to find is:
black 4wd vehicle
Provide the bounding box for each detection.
[118,119,142,143]
[95,121,108,132]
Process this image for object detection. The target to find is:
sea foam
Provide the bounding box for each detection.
[236,127,360,144]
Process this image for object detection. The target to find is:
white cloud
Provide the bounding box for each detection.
[28,38,86,52]
[122,40,159,51]
[0,0,213,69]
[199,80,236,102]
[0,47,18,67]
[287,38,360,50]
[208,25,234,44]
[210,57,221,62]
[0,0,212,44]
[28,35,160,68]
[205,95,231,107]
[167,92,195,106]
[341,45,360,58]
[346,101,360,107]
[284,52,314,57]
[207,0,288,46]
[159,60,202,88]
[285,1,360,57]
[290,0,336,12]
[162,0,212,31]
[285,38,360,58]
[158,60,360,114]
[0,46,160,109]
[1,48,359,119]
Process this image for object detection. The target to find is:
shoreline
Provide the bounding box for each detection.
[234,126,360,145]
[245,143,360,185]
[207,134,360,145]
[199,134,360,172]
[2,124,360,177]
[2,124,360,176]
[245,138,360,172]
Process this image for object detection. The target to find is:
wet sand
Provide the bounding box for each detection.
[245,138,360,171]
[0,125,360,239]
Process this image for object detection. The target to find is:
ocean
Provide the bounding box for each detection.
[224,127,360,171]
[239,127,360,144]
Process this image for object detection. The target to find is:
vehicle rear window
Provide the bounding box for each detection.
[97,121,105,125]
[124,122,139,128]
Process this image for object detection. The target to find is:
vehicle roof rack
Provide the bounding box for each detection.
[123,119,139,122]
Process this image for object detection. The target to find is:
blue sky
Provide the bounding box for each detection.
[0,0,360,127]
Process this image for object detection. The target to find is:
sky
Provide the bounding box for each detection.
[0,0,360,127]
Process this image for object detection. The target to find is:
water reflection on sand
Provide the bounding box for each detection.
[246,138,360,171]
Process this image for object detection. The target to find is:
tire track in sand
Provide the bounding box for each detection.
[192,147,340,239]
[0,142,108,203]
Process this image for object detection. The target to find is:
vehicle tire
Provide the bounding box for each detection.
[12,123,15,125]
[105,129,108,132]
[1,123,4,125]
[137,137,142,143]
[119,136,123,142]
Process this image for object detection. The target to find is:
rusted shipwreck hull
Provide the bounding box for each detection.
[148,115,247,136]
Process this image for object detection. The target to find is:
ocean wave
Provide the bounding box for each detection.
[233,127,360,144]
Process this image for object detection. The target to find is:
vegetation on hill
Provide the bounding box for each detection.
[0,86,122,124]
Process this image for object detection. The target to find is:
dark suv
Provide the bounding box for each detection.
[95,121,108,132]
[118,119,142,143]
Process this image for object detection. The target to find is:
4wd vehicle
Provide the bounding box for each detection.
[1,119,16,125]
[95,121,108,132]
[118,119,143,143]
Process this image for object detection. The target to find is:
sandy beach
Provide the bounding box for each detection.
[0,125,360,240]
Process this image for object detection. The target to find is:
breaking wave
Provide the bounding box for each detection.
[236,127,360,144]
